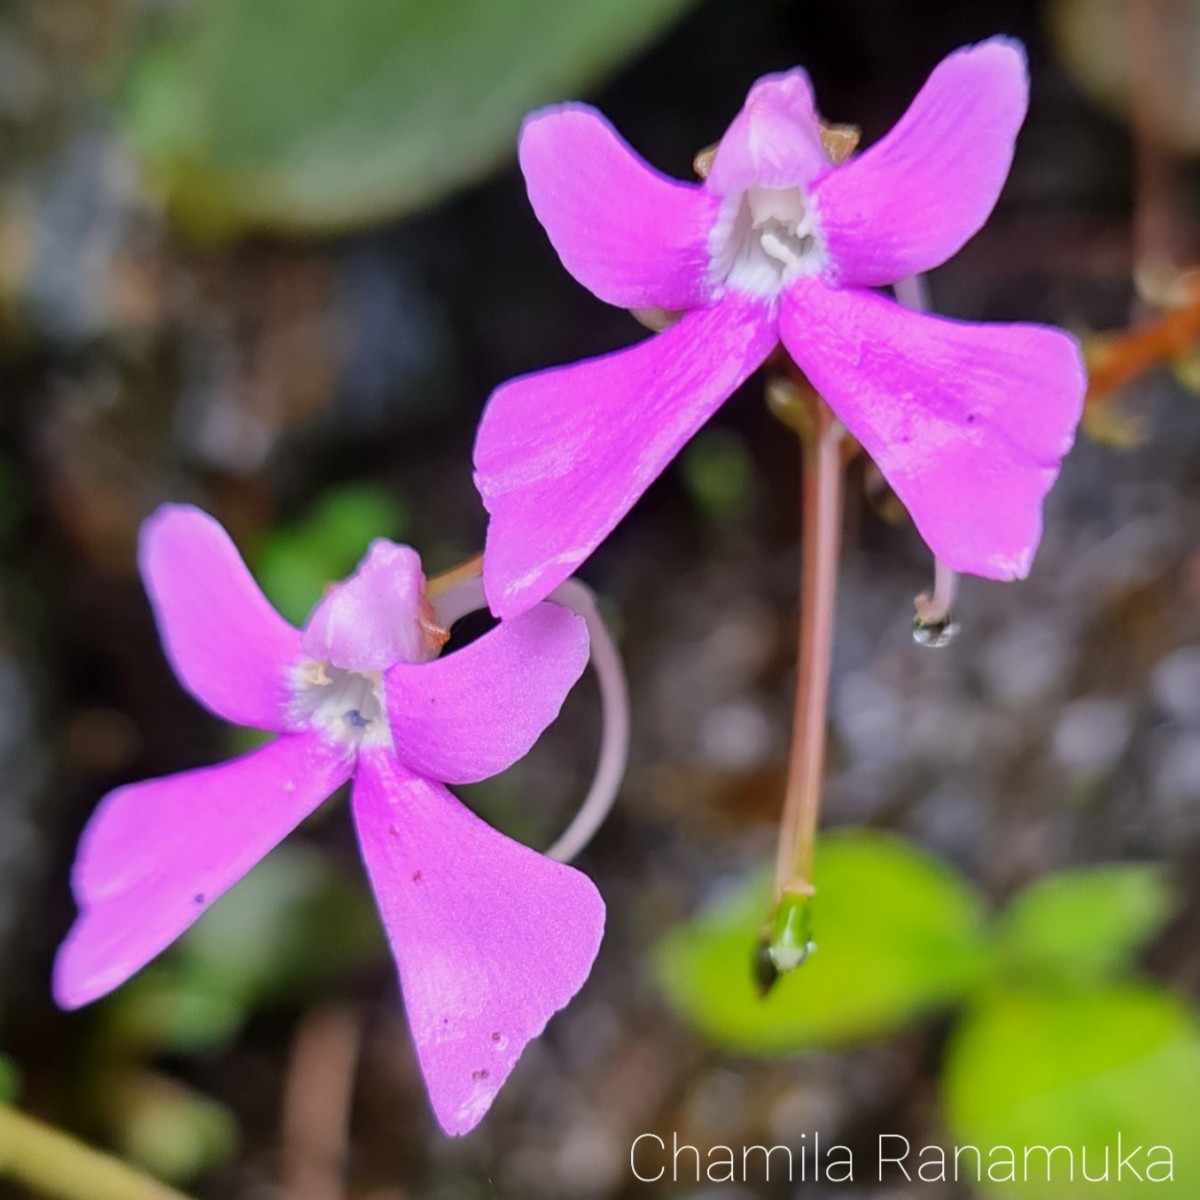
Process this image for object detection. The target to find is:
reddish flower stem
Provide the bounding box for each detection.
[772,388,844,903]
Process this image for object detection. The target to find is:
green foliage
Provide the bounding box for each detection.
[254,484,408,626]
[178,841,383,1003]
[654,830,990,1053]
[994,865,1175,985]
[945,987,1200,1196]
[108,842,383,1054]
[657,838,1195,1192]
[120,0,695,236]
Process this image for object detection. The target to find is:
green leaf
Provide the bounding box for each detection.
[944,986,1200,1196]
[995,865,1176,985]
[254,484,408,626]
[654,830,990,1054]
[120,0,696,236]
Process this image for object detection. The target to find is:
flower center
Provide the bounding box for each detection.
[291,660,389,749]
[709,185,824,298]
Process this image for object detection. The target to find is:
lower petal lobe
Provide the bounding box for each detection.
[54,733,353,1009]
[474,295,778,618]
[779,280,1085,579]
[352,751,605,1136]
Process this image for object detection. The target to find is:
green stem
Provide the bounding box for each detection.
[0,1106,194,1200]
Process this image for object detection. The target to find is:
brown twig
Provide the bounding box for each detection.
[280,1005,363,1200]
[1086,285,1200,403]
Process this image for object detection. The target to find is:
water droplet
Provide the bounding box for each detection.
[912,610,960,649]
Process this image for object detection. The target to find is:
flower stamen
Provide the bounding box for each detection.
[710,185,824,297]
[291,662,389,748]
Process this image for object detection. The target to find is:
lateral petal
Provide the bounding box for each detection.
[140,505,304,732]
[520,103,720,311]
[353,753,604,1136]
[474,294,777,618]
[813,38,1029,287]
[385,602,588,785]
[779,279,1085,579]
[54,733,353,1009]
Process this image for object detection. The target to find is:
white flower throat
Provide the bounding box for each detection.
[292,660,390,749]
[710,184,824,298]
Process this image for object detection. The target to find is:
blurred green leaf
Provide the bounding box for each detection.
[116,1073,237,1184]
[944,986,1200,1196]
[106,969,249,1055]
[120,0,695,236]
[995,865,1176,986]
[654,830,990,1054]
[254,484,408,626]
[0,1053,19,1105]
[108,842,383,1055]
[177,841,383,1008]
[680,428,755,520]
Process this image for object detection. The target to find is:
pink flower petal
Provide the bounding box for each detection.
[302,540,430,672]
[813,38,1029,287]
[779,279,1085,579]
[54,734,353,1009]
[140,505,304,732]
[352,752,604,1136]
[519,104,720,311]
[706,68,829,196]
[475,295,777,618]
[385,603,588,785]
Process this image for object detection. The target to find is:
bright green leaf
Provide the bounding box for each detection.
[995,865,1176,986]
[120,0,695,236]
[944,986,1200,1196]
[254,484,408,626]
[654,830,990,1054]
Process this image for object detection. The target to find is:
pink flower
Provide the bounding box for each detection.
[54,505,604,1136]
[474,38,1087,618]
